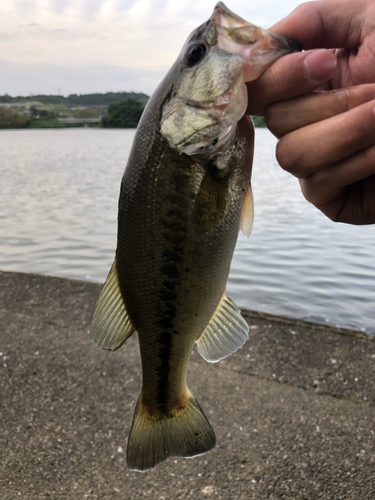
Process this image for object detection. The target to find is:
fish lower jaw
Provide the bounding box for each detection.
[177,124,236,156]
[186,88,237,113]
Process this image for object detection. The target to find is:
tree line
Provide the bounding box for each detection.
[0,96,266,129]
[102,101,267,128]
[0,99,146,129]
[101,100,144,128]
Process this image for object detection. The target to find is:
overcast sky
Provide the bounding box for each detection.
[0,0,304,97]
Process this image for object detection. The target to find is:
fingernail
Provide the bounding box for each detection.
[303,50,337,81]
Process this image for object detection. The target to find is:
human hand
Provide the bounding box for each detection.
[246,0,375,224]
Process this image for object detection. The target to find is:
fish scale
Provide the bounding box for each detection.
[91,1,300,471]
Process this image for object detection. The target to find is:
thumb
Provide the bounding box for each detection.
[246,49,337,116]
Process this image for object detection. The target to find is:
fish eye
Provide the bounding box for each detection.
[185,42,207,67]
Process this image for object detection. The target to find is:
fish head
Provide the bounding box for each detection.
[160,2,301,156]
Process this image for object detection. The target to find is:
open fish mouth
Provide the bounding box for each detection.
[212,2,301,81]
[162,79,248,156]
[160,2,301,156]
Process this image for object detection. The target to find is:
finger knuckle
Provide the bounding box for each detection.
[338,103,375,145]
[265,104,283,136]
[300,175,326,207]
[339,118,358,145]
[304,171,327,201]
[276,137,304,176]
[361,145,375,172]
[275,138,290,170]
[336,88,351,114]
[269,64,290,97]
[357,85,375,106]
[289,2,324,48]
[299,178,315,204]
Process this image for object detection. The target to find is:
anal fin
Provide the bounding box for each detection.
[196,294,249,362]
[90,260,135,351]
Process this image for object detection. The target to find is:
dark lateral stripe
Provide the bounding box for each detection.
[155,170,189,409]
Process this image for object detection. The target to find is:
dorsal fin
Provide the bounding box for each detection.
[240,182,254,238]
[196,294,249,362]
[90,260,135,351]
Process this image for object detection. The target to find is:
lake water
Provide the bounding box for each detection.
[1,128,374,335]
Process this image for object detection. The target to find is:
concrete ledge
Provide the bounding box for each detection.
[1,271,375,499]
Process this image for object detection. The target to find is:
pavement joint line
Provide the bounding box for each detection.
[243,310,373,341]
[209,363,374,408]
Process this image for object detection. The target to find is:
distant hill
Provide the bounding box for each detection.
[0,92,149,107]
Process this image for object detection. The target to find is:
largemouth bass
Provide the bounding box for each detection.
[91,2,300,471]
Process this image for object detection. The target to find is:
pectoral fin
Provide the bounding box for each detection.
[193,170,229,231]
[240,182,254,238]
[90,260,135,351]
[196,294,249,362]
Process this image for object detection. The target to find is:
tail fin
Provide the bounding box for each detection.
[126,390,216,471]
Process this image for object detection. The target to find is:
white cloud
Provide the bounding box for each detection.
[0,0,303,96]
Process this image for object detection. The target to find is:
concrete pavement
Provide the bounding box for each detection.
[1,270,375,499]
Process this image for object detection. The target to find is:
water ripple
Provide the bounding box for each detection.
[1,128,374,334]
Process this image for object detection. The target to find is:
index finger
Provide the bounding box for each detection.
[266,83,375,137]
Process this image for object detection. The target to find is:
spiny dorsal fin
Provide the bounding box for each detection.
[196,294,249,363]
[240,182,254,238]
[90,260,135,351]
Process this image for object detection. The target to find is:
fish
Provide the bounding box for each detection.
[91,2,300,472]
